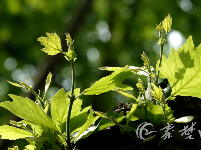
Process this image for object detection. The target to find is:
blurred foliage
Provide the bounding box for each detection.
[0,0,201,148]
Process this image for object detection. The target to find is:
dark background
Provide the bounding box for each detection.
[0,0,200,149]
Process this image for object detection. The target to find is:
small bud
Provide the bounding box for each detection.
[65,33,74,51]
[156,22,163,31]
[157,38,166,45]
[162,14,172,33]
[136,78,144,92]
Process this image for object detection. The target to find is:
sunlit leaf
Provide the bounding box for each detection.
[113,87,136,100]
[159,36,201,98]
[45,72,52,94]
[99,65,154,77]
[71,107,99,142]
[151,83,163,101]
[84,66,133,95]
[64,50,77,62]
[37,32,62,55]
[0,125,33,140]
[0,95,57,131]
[51,88,69,132]
[162,14,172,33]
[126,97,139,125]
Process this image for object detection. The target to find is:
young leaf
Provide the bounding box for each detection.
[147,103,164,126]
[95,109,125,131]
[69,106,91,134]
[65,32,74,51]
[136,78,144,92]
[162,14,172,33]
[8,145,19,150]
[151,83,163,101]
[45,72,52,95]
[37,32,62,55]
[159,36,201,98]
[84,66,133,95]
[0,95,57,131]
[113,87,136,100]
[51,88,69,132]
[141,51,150,71]
[156,22,163,32]
[71,107,99,142]
[0,125,33,140]
[99,65,154,77]
[7,81,22,88]
[64,50,77,62]
[126,98,139,125]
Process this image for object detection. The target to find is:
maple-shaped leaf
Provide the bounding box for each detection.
[37,32,62,55]
[159,36,201,98]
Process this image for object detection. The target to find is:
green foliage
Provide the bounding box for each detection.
[160,36,201,98]
[1,14,200,149]
[84,65,133,95]
[151,83,163,102]
[0,125,33,140]
[0,95,57,131]
[162,14,172,33]
[37,32,62,56]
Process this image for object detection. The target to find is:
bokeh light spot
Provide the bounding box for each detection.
[87,47,100,66]
[4,57,17,71]
[167,30,185,50]
[96,20,111,43]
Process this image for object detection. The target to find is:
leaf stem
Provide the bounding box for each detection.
[155,36,164,86]
[142,92,147,122]
[30,88,45,109]
[66,60,76,150]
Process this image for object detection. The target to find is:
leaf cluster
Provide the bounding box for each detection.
[0,14,200,149]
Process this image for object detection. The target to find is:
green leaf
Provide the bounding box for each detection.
[84,66,133,95]
[37,32,62,55]
[64,50,77,62]
[71,107,99,142]
[51,88,69,132]
[99,65,154,77]
[136,78,144,92]
[45,72,52,94]
[0,125,33,140]
[96,109,125,131]
[8,145,19,150]
[7,81,22,88]
[51,88,91,134]
[162,14,172,33]
[147,103,164,126]
[113,87,136,100]
[0,95,57,131]
[65,32,74,51]
[94,111,109,119]
[69,105,91,135]
[151,83,163,101]
[159,36,201,98]
[126,100,138,125]
[156,59,165,78]
[141,51,150,71]
[25,137,52,142]
[156,22,163,31]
